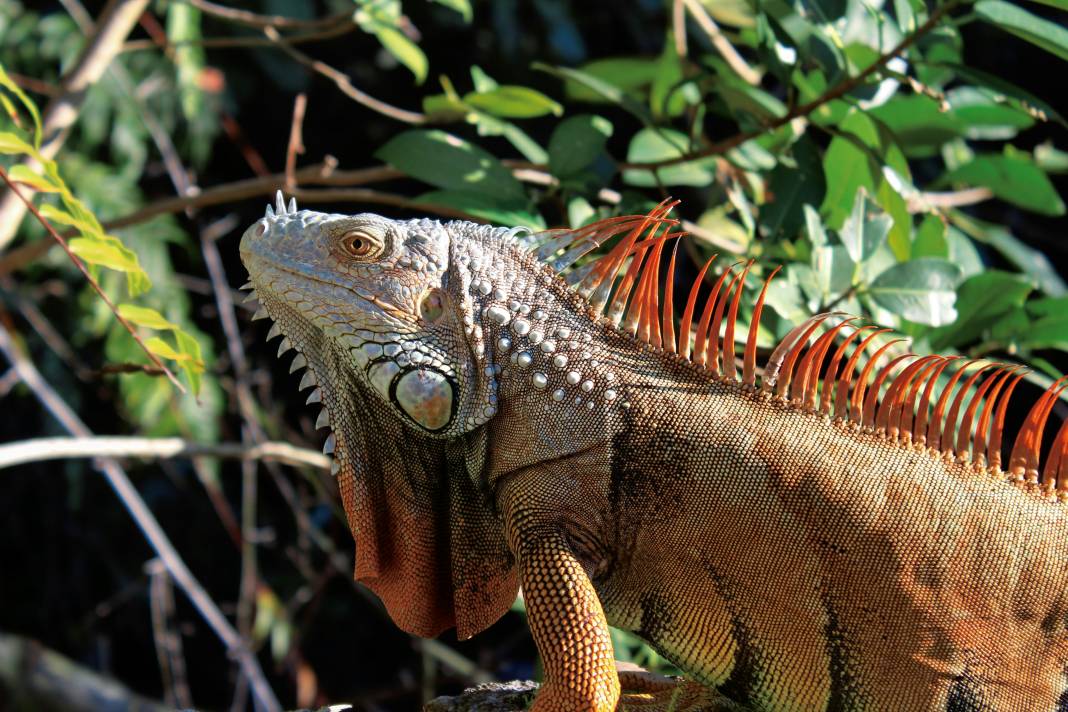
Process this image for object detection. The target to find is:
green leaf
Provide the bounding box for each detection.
[8,164,59,192]
[944,227,984,280]
[839,189,891,264]
[417,190,543,228]
[548,115,613,178]
[811,244,855,301]
[622,128,714,188]
[0,63,42,148]
[469,111,548,164]
[463,86,562,118]
[943,154,1065,216]
[535,62,655,127]
[946,87,1034,140]
[805,204,827,246]
[375,26,428,83]
[174,329,205,394]
[431,0,472,21]
[940,63,1064,126]
[650,32,691,118]
[869,95,961,157]
[375,129,525,201]
[911,214,948,258]
[144,337,183,361]
[868,258,962,326]
[69,236,151,296]
[975,0,1068,62]
[820,110,910,256]
[759,137,825,240]
[0,131,34,155]
[469,66,498,92]
[117,304,178,331]
[927,271,1033,350]
[1036,142,1068,173]
[38,204,98,235]
[951,213,1066,295]
[554,57,658,103]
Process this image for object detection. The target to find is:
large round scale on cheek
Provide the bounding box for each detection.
[393,369,454,431]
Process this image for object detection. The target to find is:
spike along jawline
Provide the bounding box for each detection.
[530,201,1068,500]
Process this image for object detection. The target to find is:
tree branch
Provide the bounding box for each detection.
[182,0,353,31]
[262,26,427,125]
[681,0,760,86]
[0,435,331,471]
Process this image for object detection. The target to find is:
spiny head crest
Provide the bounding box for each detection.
[239,193,500,438]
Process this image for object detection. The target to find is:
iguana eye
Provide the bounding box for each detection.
[341,230,377,259]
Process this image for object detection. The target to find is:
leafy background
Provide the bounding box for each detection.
[0,0,1065,709]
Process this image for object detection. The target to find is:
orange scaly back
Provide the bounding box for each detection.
[531,202,1068,500]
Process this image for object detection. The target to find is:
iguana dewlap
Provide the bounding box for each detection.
[240,193,1068,712]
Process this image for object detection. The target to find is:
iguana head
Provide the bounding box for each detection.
[239,193,504,438]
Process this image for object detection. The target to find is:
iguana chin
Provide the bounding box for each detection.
[240,192,1068,711]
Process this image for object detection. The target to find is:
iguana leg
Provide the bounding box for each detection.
[513,529,621,711]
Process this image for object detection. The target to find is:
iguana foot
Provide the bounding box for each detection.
[617,667,745,711]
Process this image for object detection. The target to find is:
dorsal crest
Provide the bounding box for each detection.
[527,201,1068,500]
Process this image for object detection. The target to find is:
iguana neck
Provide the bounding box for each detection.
[458,234,668,482]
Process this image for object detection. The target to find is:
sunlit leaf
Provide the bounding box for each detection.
[431,0,472,22]
[868,258,962,326]
[622,128,714,187]
[975,0,1068,62]
[117,304,178,331]
[942,154,1065,216]
[376,129,525,201]
[0,130,33,155]
[8,164,59,192]
[839,189,891,264]
[69,236,152,295]
[928,271,1033,349]
[377,26,427,83]
[464,86,563,118]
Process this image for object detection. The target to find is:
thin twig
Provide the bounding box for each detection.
[123,20,359,52]
[680,0,759,85]
[0,325,282,712]
[263,26,427,125]
[0,435,331,470]
[285,94,308,190]
[623,0,959,169]
[182,0,352,31]
[146,559,193,709]
[0,166,185,392]
[672,0,687,57]
[907,187,993,213]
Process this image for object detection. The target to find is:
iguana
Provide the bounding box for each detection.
[240,192,1068,711]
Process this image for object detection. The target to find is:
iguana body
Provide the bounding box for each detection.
[240,194,1068,711]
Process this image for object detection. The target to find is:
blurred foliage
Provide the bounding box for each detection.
[0,0,1065,709]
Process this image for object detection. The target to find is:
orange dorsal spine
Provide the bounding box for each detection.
[530,204,1066,497]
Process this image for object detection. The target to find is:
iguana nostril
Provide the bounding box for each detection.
[255,222,266,236]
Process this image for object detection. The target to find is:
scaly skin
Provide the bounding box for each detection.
[241,197,1068,711]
